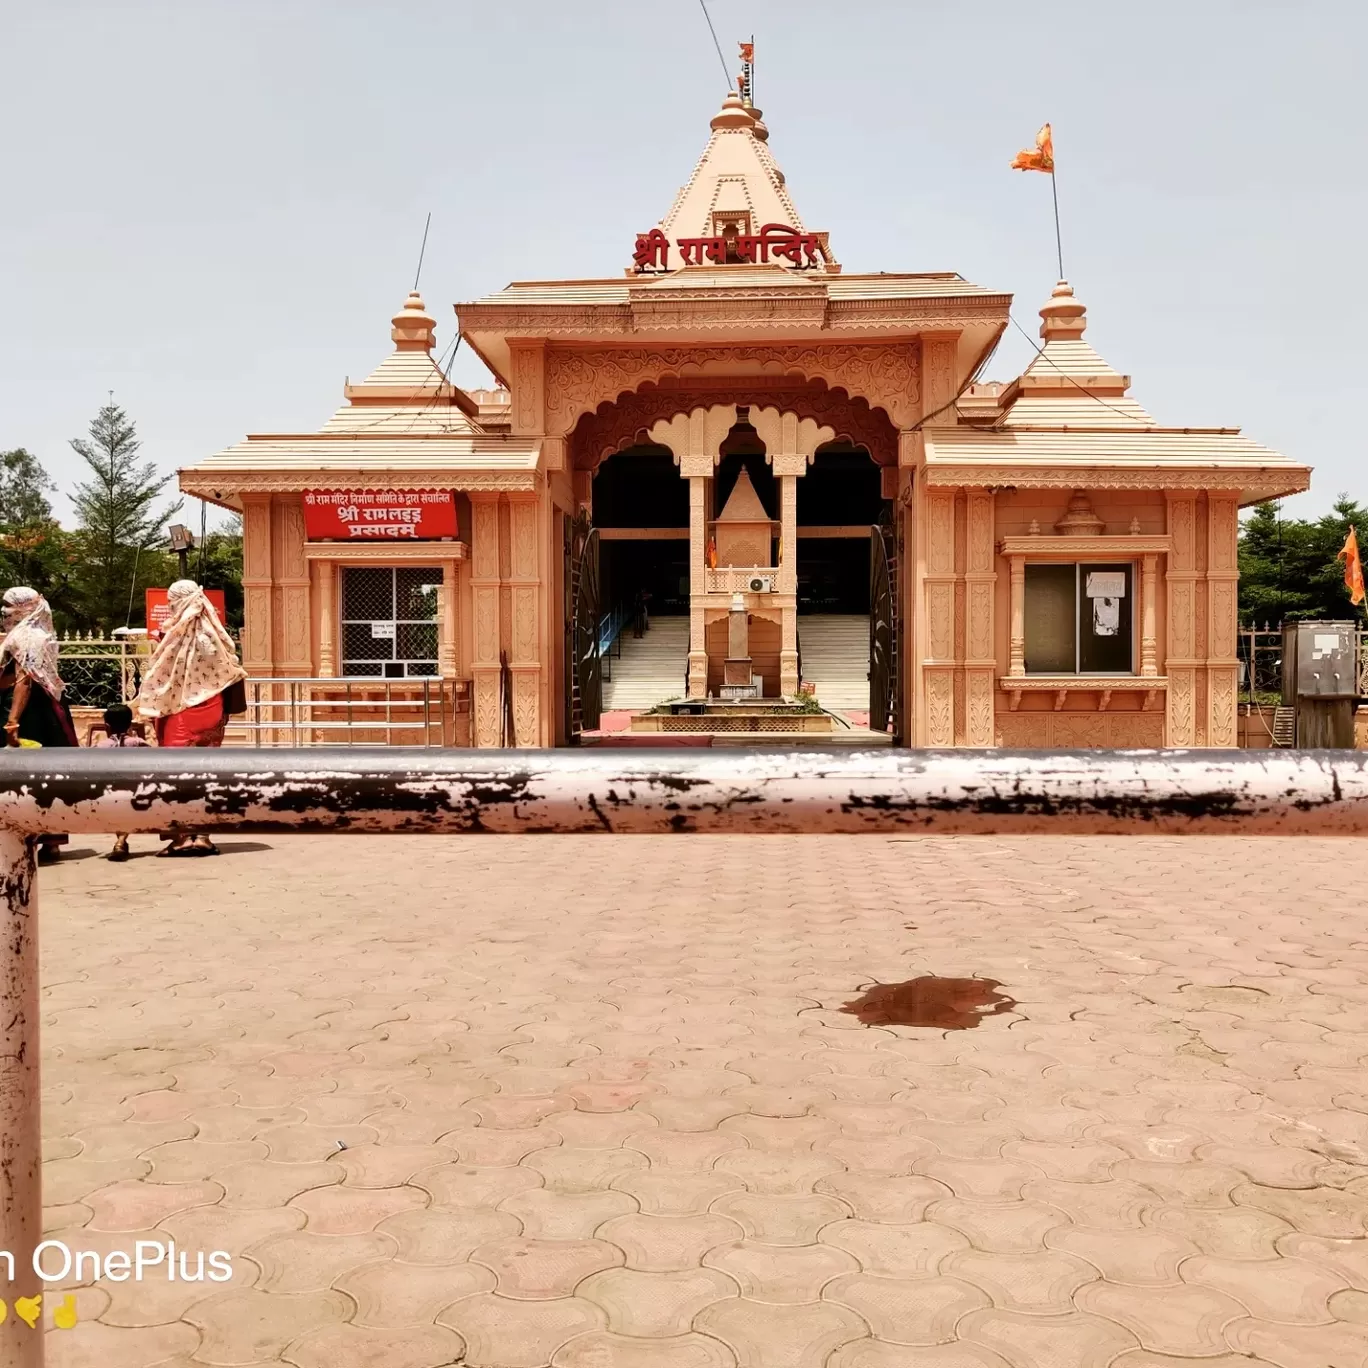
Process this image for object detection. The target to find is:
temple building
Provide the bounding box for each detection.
[179,89,1311,748]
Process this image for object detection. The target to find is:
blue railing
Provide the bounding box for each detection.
[598,602,631,681]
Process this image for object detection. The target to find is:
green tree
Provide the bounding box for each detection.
[0,448,79,617]
[1239,495,1368,624]
[68,402,182,630]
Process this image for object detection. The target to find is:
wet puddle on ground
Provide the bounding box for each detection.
[840,975,1016,1029]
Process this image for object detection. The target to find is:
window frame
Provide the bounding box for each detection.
[340,565,441,680]
[1023,560,1136,677]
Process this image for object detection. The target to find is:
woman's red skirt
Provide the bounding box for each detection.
[155,693,226,748]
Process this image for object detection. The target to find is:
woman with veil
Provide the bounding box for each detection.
[0,587,79,862]
[135,579,246,856]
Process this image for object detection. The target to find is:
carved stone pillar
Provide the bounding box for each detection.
[1165,492,1199,746]
[317,561,337,678]
[1206,493,1240,746]
[1140,554,1159,678]
[240,493,274,677]
[271,495,311,677]
[647,408,737,702]
[1008,556,1026,678]
[470,492,502,747]
[507,495,541,747]
[963,489,996,745]
[779,471,799,695]
[439,559,459,680]
[687,476,708,698]
[509,341,545,438]
[922,487,957,746]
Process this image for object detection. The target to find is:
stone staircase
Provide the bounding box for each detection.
[799,614,870,712]
[601,617,690,712]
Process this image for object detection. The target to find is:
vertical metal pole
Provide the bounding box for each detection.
[0,831,43,1368]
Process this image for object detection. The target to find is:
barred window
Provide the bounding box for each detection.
[340,567,440,678]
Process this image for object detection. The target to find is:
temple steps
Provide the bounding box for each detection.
[799,614,871,712]
[601,616,690,711]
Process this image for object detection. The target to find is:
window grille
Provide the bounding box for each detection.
[341,567,440,678]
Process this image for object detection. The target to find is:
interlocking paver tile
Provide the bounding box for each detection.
[335,1257,495,1327]
[38,832,1368,1365]
[694,1297,868,1367]
[1180,1254,1349,1323]
[824,1271,988,1344]
[499,1188,638,1239]
[437,1292,606,1367]
[703,1239,856,1302]
[186,1287,353,1363]
[578,1266,738,1334]
[1075,1281,1249,1355]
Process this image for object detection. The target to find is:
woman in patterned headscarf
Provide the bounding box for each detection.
[0,587,79,862]
[135,579,246,856]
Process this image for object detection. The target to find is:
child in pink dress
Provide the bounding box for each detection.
[86,704,150,861]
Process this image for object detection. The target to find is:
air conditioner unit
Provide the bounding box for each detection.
[747,574,776,593]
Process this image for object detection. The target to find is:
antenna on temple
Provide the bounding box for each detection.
[696,0,732,89]
[412,212,432,292]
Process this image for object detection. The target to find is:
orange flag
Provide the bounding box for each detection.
[739,41,754,63]
[1338,526,1365,606]
[1011,123,1054,173]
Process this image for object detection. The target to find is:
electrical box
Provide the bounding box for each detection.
[1289,621,1357,699]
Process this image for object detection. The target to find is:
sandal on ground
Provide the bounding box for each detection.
[107,847,130,863]
[157,843,197,858]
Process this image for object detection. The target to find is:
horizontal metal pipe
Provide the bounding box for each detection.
[0,747,1365,837]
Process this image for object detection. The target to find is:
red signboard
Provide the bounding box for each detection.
[301,489,458,542]
[146,588,227,639]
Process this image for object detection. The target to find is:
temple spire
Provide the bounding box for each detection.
[390,290,436,352]
[1039,280,1087,342]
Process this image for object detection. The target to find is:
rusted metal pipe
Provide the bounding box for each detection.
[0,832,42,1368]
[0,745,1366,1368]
[2,747,1368,838]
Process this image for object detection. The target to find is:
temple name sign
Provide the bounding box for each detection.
[302,489,458,542]
[633,223,825,272]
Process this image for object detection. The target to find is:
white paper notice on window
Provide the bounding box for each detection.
[1312,632,1339,658]
[1086,572,1125,598]
[371,622,396,640]
[1092,597,1121,636]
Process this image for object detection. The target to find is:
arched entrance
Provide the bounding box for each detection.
[561,388,901,738]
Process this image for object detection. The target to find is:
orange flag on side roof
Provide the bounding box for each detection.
[1338,526,1365,606]
[1012,123,1054,173]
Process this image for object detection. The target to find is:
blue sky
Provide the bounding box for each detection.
[3,0,1362,522]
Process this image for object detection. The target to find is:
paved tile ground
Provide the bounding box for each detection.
[37,832,1368,1368]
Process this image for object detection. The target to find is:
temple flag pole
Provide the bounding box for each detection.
[1050,165,1064,281]
[1011,123,1061,278]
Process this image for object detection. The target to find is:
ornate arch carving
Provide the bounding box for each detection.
[546,343,919,437]
[571,380,898,471]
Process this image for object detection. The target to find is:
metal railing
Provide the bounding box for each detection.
[2,744,1368,1365]
[54,633,147,707]
[242,677,462,747]
[598,601,631,682]
[56,631,244,708]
